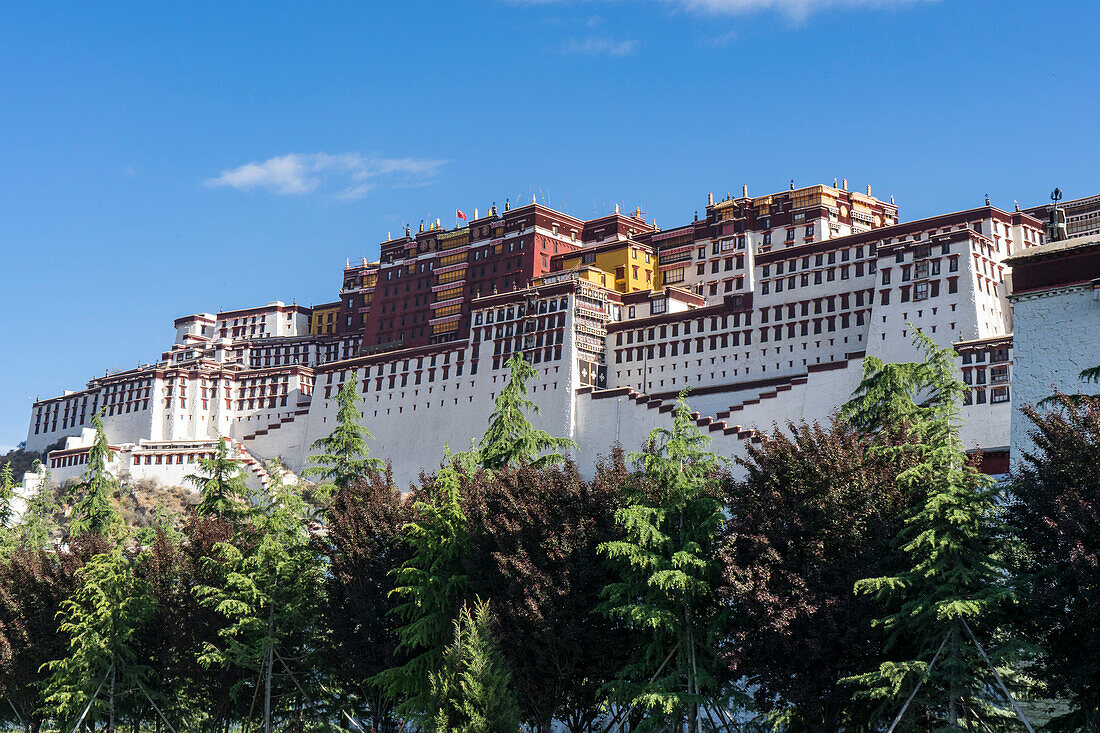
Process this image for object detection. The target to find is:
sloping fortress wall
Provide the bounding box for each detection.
[26,184,1064,489]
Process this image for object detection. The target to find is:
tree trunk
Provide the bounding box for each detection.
[109,660,116,733]
[948,628,959,730]
[264,644,274,733]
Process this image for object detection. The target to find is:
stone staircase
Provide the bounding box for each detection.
[228,440,274,490]
[580,386,765,443]
[241,403,311,443]
[580,350,868,447]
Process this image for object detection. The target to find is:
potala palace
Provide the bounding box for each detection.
[22,184,1100,493]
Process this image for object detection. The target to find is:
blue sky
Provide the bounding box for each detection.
[2,0,1097,450]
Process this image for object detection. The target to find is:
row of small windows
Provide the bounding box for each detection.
[615,312,754,346]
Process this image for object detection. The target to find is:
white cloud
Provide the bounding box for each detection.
[672,0,933,20]
[563,36,640,55]
[512,0,934,21]
[205,152,447,199]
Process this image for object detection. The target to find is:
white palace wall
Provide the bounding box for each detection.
[23,201,1049,493]
[1009,282,1100,462]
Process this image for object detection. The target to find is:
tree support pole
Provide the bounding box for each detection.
[961,620,1036,733]
[69,663,113,733]
[313,680,370,733]
[602,641,681,733]
[886,631,949,733]
[6,697,25,730]
[273,646,335,733]
[136,681,179,733]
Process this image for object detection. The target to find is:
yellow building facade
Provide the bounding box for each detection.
[310,303,341,335]
[553,240,658,294]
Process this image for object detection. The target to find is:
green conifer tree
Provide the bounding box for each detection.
[194,469,324,733]
[304,373,384,493]
[43,547,152,732]
[598,391,726,733]
[70,411,122,538]
[477,352,575,471]
[15,460,61,549]
[373,455,470,722]
[0,461,15,529]
[840,330,1015,730]
[186,437,250,520]
[427,599,521,733]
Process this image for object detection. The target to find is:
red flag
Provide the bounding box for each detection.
[456,209,467,221]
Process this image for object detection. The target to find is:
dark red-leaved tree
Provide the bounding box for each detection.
[0,544,82,733]
[320,467,413,731]
[463,452,628,733]
[1008,395,1100,732]
[719,420,918,732]
[178,510,255,731]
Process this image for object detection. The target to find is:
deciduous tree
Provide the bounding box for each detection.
[1008,394,1100,732]
[321,468,412,730]
[463,458,624,732]
[720,419,918,731]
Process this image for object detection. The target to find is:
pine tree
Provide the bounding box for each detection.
[427,599,521,733]
[186,437,250,520]
[373,455,470,722]
[43,547,152,732]
[70,410,122,538]
[0,462,15,529]
[194,470,323,733]
[598,390,726,732]
[840,330,1015,731]
[477,352,575,471]
[15,461,61,550]
[304,373,384,494]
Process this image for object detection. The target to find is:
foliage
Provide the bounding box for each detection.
[186,437,251,521]
[374,456,470,722]
[840,330,1016,730]
[721,419,920,731]
[320,468,413,729]
[0,544,81,732]
[69,411,123,539]
[426,599,521,733]
[193,472,324,728]
[477,352,576,471]
[0,462,15,530]
[464,457,626,731]
[304,373,384,496]
[1007,394,1100,732]
[42,547,152,730]
[598,391,727,732]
